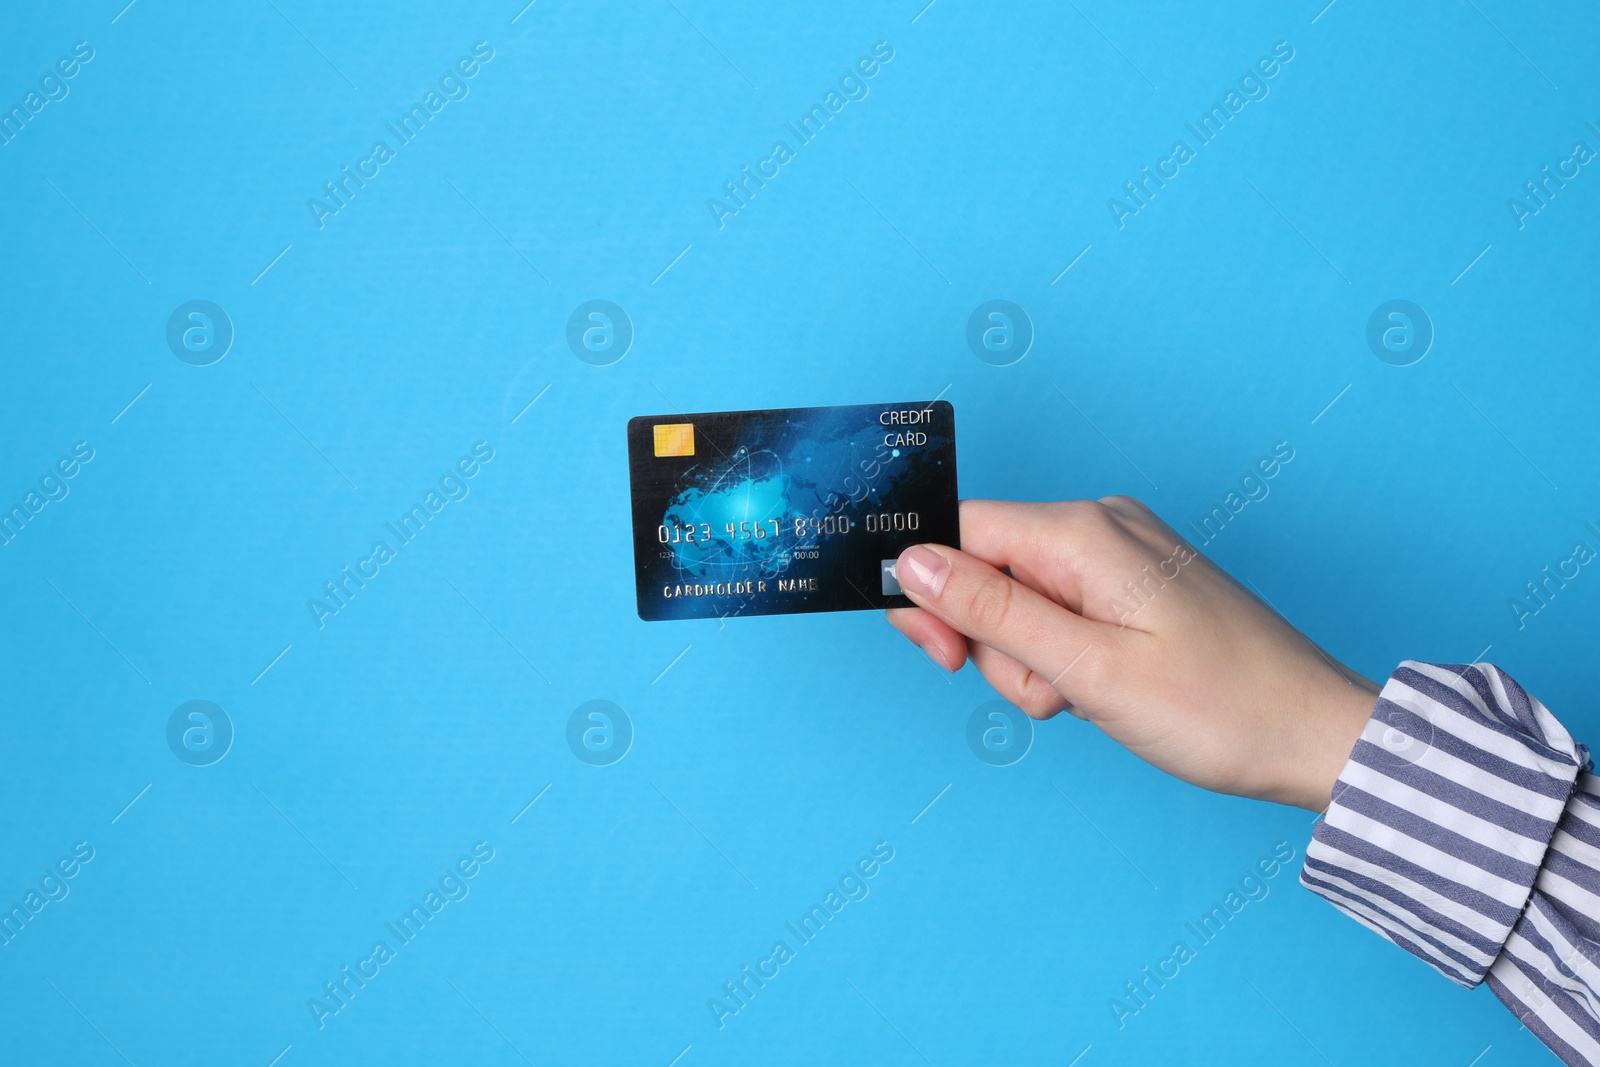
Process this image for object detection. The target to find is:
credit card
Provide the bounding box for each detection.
[627,401,959,621]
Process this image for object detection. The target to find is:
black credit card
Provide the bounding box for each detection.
[627,401,959,621]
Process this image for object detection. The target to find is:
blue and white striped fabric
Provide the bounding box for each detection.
[1302,661,1599,1066]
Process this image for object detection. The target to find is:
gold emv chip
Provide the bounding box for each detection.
[653,423,695,457]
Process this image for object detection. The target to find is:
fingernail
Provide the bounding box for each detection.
[919,643,947,670]
[896,545,950,599]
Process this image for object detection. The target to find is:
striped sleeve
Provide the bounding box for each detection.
[1301,661,1599,1066]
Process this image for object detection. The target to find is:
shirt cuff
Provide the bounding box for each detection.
[1300,660,1587,988]
[1485,771,1600,1066]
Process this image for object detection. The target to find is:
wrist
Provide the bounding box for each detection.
[1293,674,1379,812]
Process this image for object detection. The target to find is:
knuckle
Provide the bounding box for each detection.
[1059,499,1119,543]
[1099,494,1151,515]
[1020,682,1064,720]
[1045,499,1104,530]
[1060,641,1111,691]
[1079,643,1117,689]
[1078,499,1117,526]
[1066,498,1109,518]
[964,572,1014,632]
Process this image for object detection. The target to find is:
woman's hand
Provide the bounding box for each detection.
[888,497,1378,811]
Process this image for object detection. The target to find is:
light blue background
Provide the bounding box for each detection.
[2,1,1597,1064]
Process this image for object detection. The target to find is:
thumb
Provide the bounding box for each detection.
[894,543,1119,704]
